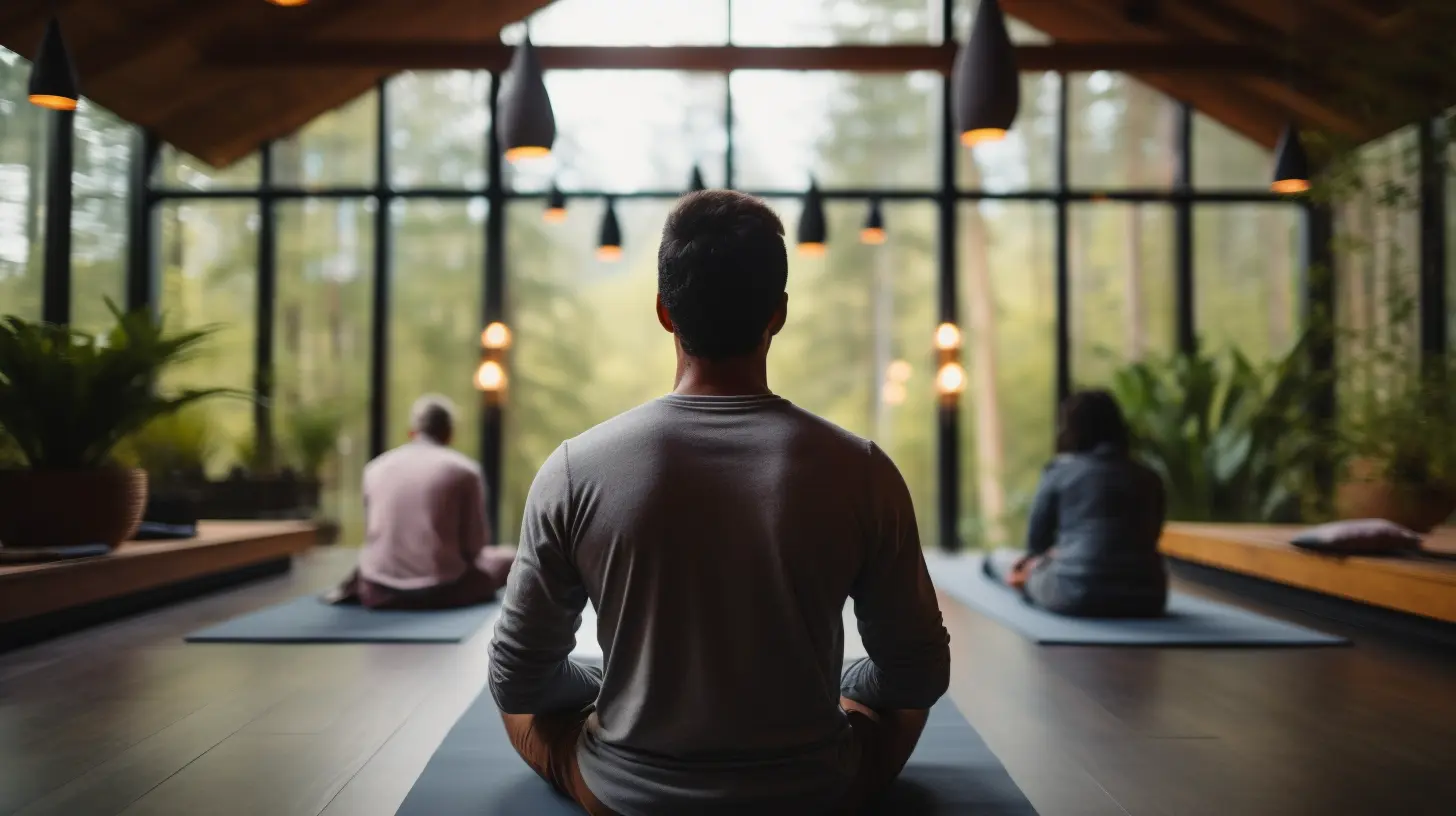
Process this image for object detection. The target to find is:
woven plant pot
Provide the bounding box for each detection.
[0,468,149,549]
[1335,458,1456,534]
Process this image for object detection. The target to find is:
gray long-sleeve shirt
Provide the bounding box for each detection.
[488,394,950,815]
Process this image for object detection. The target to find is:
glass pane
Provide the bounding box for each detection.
[388,71,489,189]
[732,71,939,190]
[276,199,375,545]
[273,92,378,188]
[953,1,1051,43]
[1195,205,1301,362]
[156,202,258,474]
[505,71,726,194]
[501,198,676,541]
[958,201,1056,548]
[733,0,938,44]
[1068,203,1176,386]
[508,0,728,45]
[72,100,129,335]
[959,72,1058,192]
[157,146,260,190]
[1068,72,1178,190]
[1193,112,1272,190]
[0,47,47,320]
[389,198,486,457]
[767,198,940,544]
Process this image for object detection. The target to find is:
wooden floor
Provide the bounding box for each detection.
[1,548,1453,816]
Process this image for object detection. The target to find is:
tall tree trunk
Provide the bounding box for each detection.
[960,166,1008,545]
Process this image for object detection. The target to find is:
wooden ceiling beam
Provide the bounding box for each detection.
[203,42,1287,74]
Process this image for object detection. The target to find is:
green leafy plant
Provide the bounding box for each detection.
[1109,332,1333,523]
[286,405,342,480]
[0,303,238,469]
[113,406,217,479]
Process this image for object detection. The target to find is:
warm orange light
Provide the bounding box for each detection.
[960,128,1006,147]
[481,322,512,350]
[936,362,967,396]
[475,360,506,392]
[266,0,309,5]
[1271,178,1311,194]
[887,360,913,383]
[543,207,567,223]
[597,245,623,262]
[505,145,551,163]
[881,381,908,406]
[934,322,962,351]
[28,94,76,111]
[798,242,827,257]
[859,227,887,245]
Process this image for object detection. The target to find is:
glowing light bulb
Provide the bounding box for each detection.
[596,245,623,262]
[936,362,967,396]
[860,227,886,245]
[28,94,76,110]
[1271,178,1311,194]
[960,128,1006,147]
[481,322,512,350]
[266,0,309,6]
[504,145,551,163]
[934,322,962,351]
[798,242,827,257]
[543,207,567,223]
[475,360,506,392]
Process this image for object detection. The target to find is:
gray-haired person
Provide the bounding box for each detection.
[328,394,516,609]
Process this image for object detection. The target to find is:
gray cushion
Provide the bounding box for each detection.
[1290,519,1422,556]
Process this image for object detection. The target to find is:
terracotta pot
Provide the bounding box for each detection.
[1335,458,1456,533]
[0,468,149,549]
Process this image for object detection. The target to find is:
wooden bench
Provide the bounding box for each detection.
[0,521,318,630]
[1161,523,1456,624]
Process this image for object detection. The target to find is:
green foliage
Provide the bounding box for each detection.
[1341,359,1456,492]
[113,407,217,478]
[0,303,238,469]
[287,404,343,479]
[1110,333,1332,523]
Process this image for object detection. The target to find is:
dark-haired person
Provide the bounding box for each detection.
[488,190,950,815]
[991,389,1168,618]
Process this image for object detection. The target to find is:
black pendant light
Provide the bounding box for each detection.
[688,165,706,193]
[597,198,623,262]
[952,0,1019,147]
[860,198,886,245]
[498,33,555,162]
[1271,121,1311,194]
[28,18,79,111]
[544,183,567,223]
[797,179,827,257]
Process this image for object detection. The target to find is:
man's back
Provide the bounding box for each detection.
[489,395,949,814]
[359,440,488,591]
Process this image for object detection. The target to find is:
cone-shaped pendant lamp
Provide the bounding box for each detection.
[860,198,886,245]
[688,165,706,193]
[953,0,1019,147]
[544,183,567,223]
[498,34,555,162]
[797,179,827,257]
[29,19,79,111]
[597,198,623,262]
[1271,121,1311,194]
[266,0,310,7]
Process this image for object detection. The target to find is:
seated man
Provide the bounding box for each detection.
[329,394,515,610]
[488,191,950,814]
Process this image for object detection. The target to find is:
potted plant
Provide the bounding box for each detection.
[286,405,343,544]
[113,407,218,536]
[0,304,232,550]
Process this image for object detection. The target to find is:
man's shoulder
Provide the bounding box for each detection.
[370,442,481,479]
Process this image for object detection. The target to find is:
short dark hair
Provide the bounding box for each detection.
[1056,389,1131,454]
[657,190,788,359]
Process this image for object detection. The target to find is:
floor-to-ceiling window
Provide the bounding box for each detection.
[0,47,47,321]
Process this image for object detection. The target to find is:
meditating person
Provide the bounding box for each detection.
[991,389,1168,618]
[327,394,515,610]
[488,190,950,815]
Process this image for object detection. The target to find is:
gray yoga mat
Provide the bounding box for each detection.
[397,690,1037,815]
[926,552,1347,647]
[185,596,498,643]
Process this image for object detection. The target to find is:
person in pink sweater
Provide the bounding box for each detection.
[327,394,515,609]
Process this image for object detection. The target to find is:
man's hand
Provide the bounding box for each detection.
[1007,555,1041,590]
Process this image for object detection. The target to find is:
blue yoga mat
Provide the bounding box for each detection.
[397,690,1037,815]
[927,553,1348,647]
[185,596,498,643]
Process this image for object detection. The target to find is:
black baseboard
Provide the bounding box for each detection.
[0,558,292,654]
[1169,558,1456,652]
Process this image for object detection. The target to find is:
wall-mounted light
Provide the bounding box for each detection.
[952,0,1019,147]
[860,198,886,245]
[475,360,506,392]
[544,183,567,223]
[597,198,623,262]
[28,19,79,111]
[934,322,963,351]
[1271,121,1311,194]
[498,33,555,162]
[936,362,967,396]
[797,178,827,257]
[481,322,512,350]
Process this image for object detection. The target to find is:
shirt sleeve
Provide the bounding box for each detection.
[1025,464,1060,557]
[462,465,491,567]
[487,443,603,714]
[842,443,951,712]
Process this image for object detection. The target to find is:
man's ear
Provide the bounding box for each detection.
[767,292,788,338]
[656,294,675,334]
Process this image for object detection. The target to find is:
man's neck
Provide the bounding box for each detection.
[672,354,772,397]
